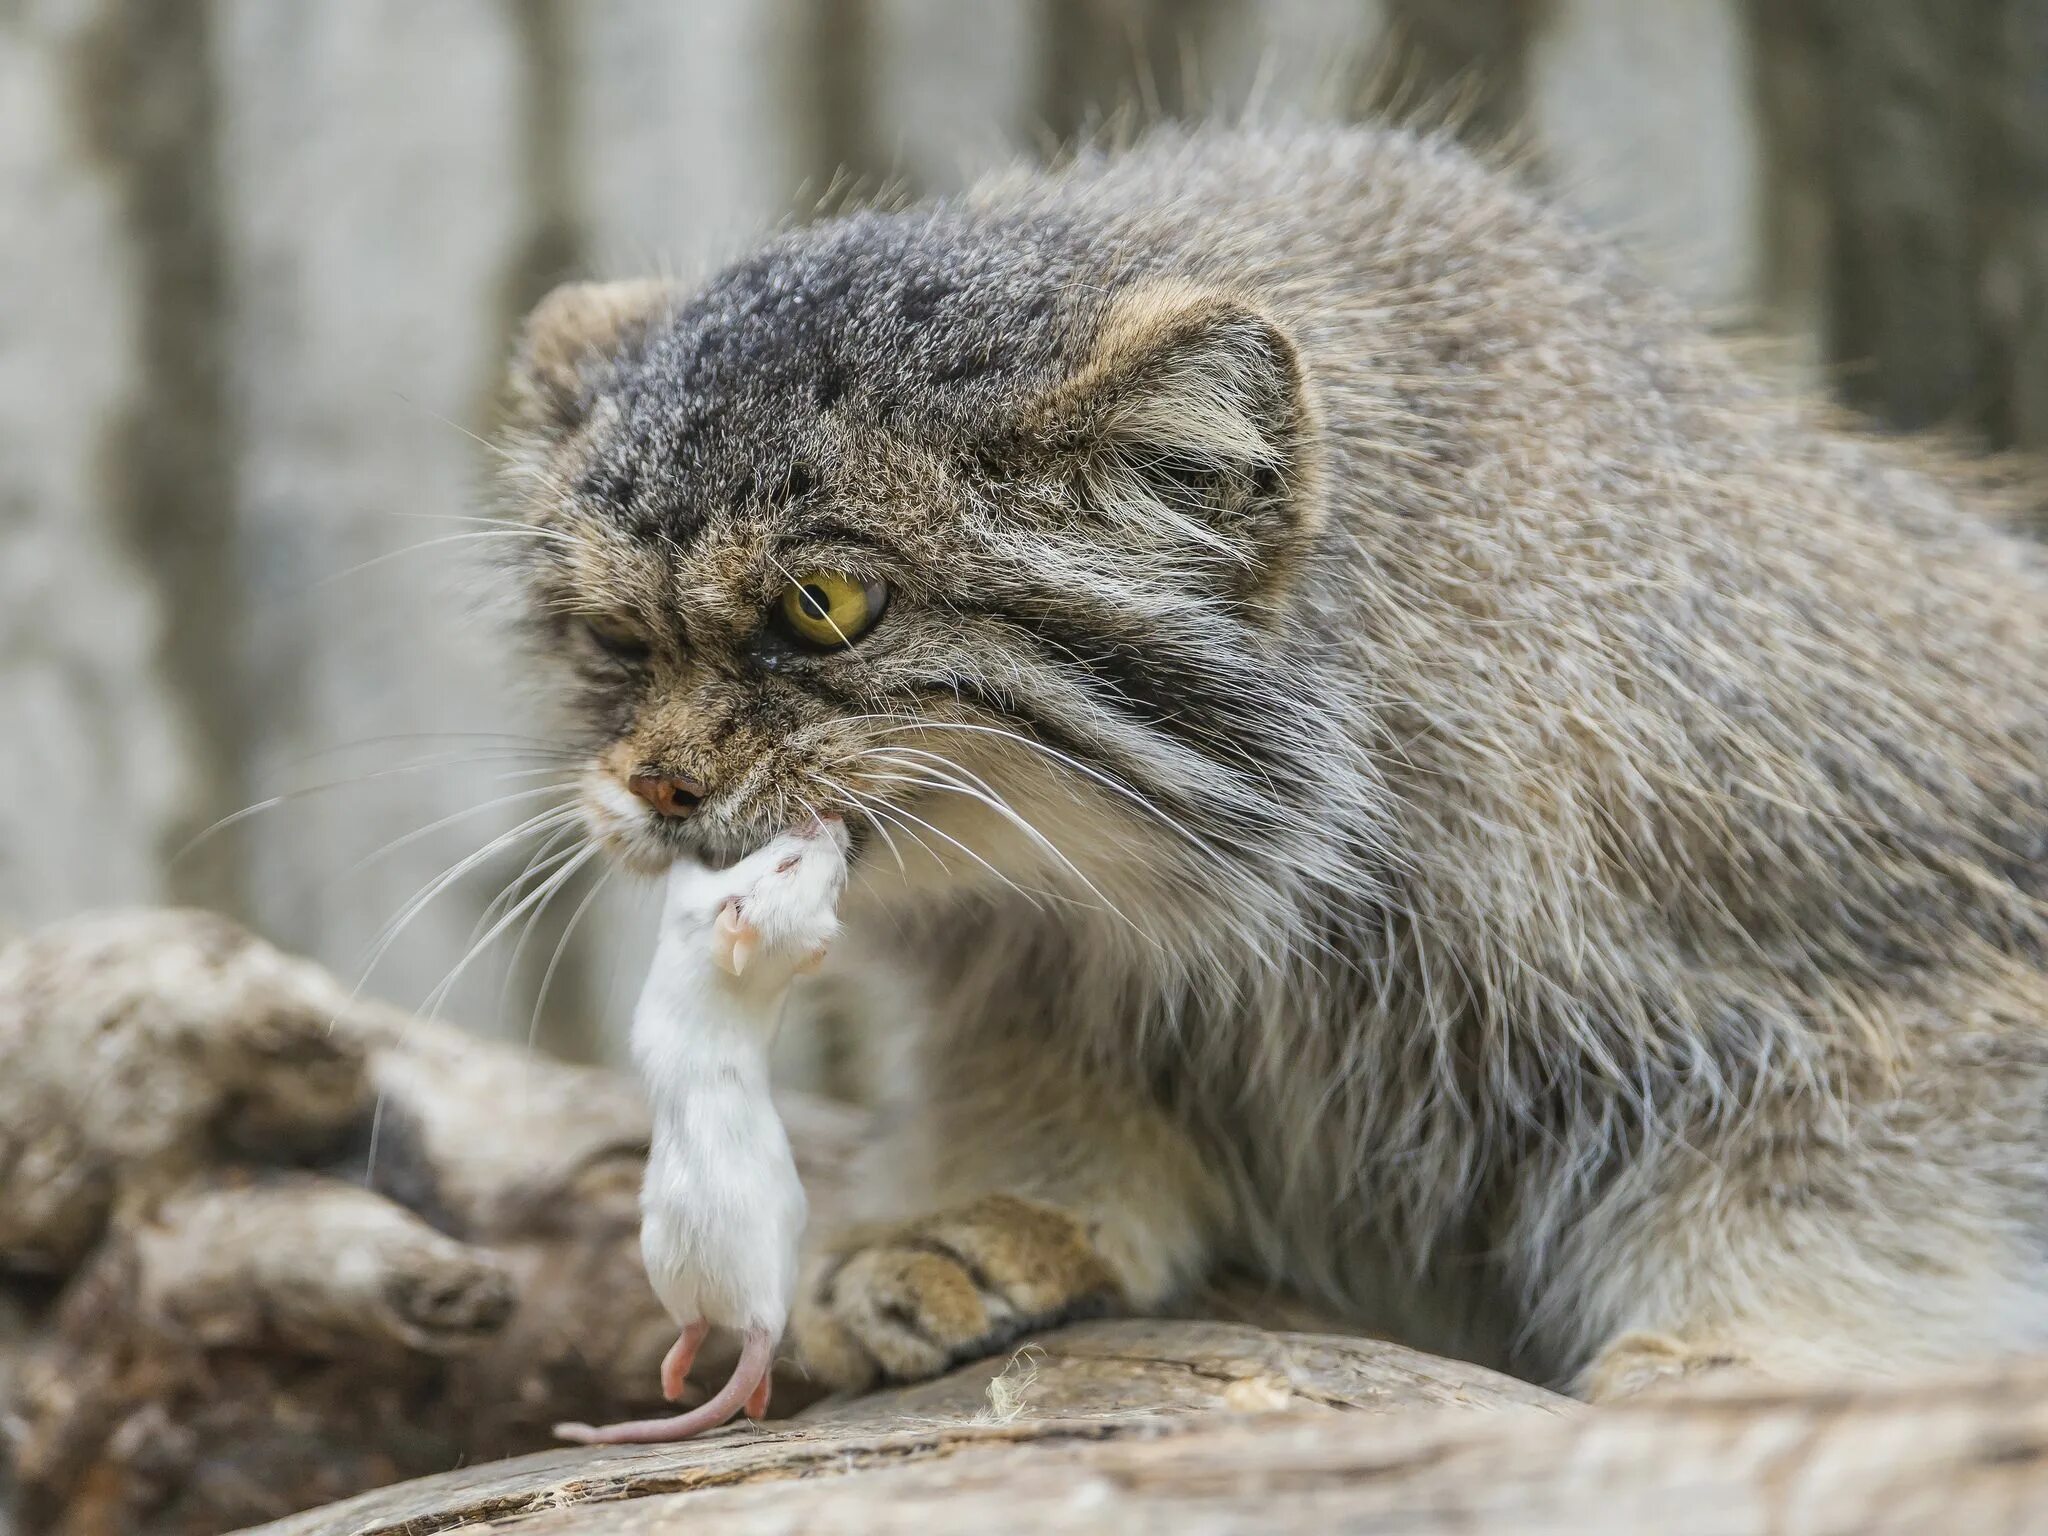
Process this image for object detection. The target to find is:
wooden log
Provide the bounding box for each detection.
[245,1352,2048,1536]
[0,909,849,1535]
[9,909,2048,1536]
[0,909,1370,1535]
[244,1316,1568,1536]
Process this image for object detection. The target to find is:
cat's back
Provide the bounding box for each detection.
[979,125,2048,1030]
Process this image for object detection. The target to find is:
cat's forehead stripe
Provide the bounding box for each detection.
[577,208,1094,540]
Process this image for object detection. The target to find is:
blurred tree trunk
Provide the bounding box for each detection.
[1747,0,2048,501]
[1371,0,1544,144]
[790,0,889,206]
[1982,0,2048,453]
[251,1354,2048,1536]
[71,2,245,917]
[1035,0,1242,144]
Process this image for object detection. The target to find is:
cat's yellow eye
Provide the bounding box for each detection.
[775,571,888,648]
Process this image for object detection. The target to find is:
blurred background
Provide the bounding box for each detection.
[3,0,2044,1074]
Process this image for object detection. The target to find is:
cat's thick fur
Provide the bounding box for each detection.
[499,126,2048,1396]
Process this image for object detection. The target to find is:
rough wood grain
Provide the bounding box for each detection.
[0,909,1403,1536]
[245,1355,2048,1536]
[0,909,855,1536]
[245,1317,1566,1536]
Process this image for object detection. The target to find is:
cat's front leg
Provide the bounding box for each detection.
[790,1035,1226,1391]
[1577,1330,1763,1400]
[793,1194,1121,1388]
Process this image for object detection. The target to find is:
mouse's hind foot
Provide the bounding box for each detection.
[659,1319,710,1401]
[555,1325,777,1446]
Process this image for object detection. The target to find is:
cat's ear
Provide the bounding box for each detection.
[506,279,673,437]
[1029,284,1317,588]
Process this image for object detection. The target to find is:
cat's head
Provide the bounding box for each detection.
[497,208,1335,916]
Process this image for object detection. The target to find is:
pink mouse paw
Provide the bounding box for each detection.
[555,1325,777,1446]
[709,819,850,982]
[660,1319,710,1401]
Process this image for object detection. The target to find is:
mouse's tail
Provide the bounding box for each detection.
[554,1326,776,1446]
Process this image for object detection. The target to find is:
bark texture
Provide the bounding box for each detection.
[247,1362,2048,1536]
[0,908,864,1535]
[6,911,2048,1535]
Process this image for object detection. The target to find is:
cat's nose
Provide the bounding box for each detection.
[626,771,707,819]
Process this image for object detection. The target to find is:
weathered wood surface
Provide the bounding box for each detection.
[248,1354,2048,1536]
[0,908,1476,1535]
[9,909,2048,1536]
[249,1318,1567,1536]
[0,909,858,1535]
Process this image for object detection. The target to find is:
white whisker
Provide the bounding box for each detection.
[844,775,1052,910]
[529,863,614,1054]
[819,774,909,877]
[420,842,601,1022]
[854,759,1148,938]
[175,761,575,864]
[313,528,574,588]
[349,804,583,1003]
[341,782,578,885]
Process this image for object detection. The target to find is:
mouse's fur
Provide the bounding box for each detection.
[557,822,846,1444]
[630,825,844,1337]
[497,124,2048,1397]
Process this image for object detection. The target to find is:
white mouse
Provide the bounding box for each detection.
[555,816,848,1445]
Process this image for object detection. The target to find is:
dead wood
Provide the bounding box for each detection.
[239,1355,2048,1536]
[5,909,2047,1536]
[0,909,858,1535]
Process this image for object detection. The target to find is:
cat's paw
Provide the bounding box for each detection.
[1577,1330,1757,1401]
[790,1194,1123,1391]
[707,817,849,982]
